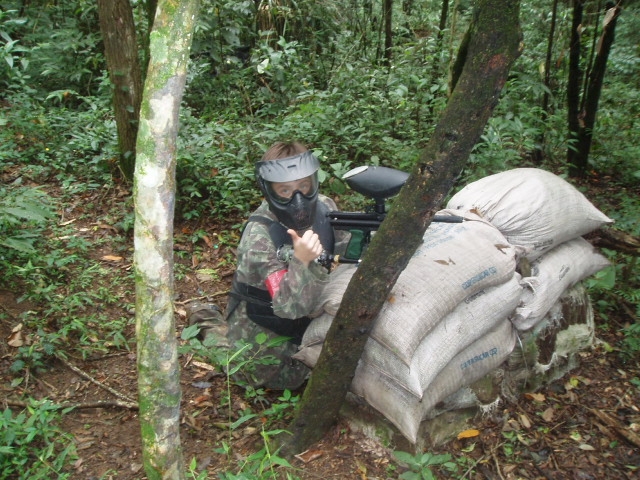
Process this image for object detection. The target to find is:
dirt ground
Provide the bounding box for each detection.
[1,181,639,479]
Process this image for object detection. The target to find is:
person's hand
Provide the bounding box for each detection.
[287,229,323,267]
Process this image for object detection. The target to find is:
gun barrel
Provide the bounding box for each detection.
[329,218,383,229]
[329,213,463,229]
[432,215,464,223]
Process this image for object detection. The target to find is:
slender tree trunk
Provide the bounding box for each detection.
[447,0,462,94]
[383,0,393,66]
[568,2,621,177]
[431,0,449,74]
[133,1,199,478]
[542,0,559,116]
[281,0,522,458]
[580,0,603,115]
[534,0,559,164]
[567,0,584,173]
[97,0,143,181]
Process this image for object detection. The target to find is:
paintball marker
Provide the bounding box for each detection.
[321,165,463,266]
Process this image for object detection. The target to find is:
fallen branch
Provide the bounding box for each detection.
[56,354,137,405]
[589,408,640,449]
[5,398,138,410]
[174,291,228,306]
[459,455,487,480]
[592,227,640,256]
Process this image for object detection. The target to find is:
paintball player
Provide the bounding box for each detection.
[188,141,347,390]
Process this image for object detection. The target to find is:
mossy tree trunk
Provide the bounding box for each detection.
[133,1,199,478]
[281,0,522,458]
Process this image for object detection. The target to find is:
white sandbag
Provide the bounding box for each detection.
[291,312,333,367]
[511,237,610,331]
[371,210,518,364]
[350,360,424,445]
[305,211,518,366]
[320,263,358,316]
[299,311,333,348]
[420,320,516,419]
[291,342,322,368]
[446,168,613,260]
[351,320,516,443]
[360,273,523,398]
[415,273,521,393]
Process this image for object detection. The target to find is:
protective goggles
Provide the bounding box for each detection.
[264,174,319,204]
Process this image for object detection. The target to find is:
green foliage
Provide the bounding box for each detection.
[217,426,298,480]
[0,399,77,479]
[0,186,55,254]
[0,9,30,91]
[393,450,457,480]
[179,328,303,477]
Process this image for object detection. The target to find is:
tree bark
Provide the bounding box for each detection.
[568,3,622,177]
[281,0,522,457]
[383,0,393,66]
[542,0,559,117]
[97,0,143,181]
[133,1,199,479]
[566,0,584,172]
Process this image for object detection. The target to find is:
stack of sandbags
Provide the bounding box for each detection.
[293,168,612,444]
[296,211,523,442]
[446,167,613,332]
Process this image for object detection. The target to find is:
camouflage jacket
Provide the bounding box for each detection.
[229,195,346,321]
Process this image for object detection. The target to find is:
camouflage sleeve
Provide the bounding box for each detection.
[272,256,328,319]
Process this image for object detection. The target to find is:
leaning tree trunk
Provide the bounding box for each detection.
[280,0,522,458]
[133,1,199,479]
[97,0,143,181]
[568,3,622,177]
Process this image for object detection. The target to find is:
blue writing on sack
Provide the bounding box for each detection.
[460,347,499,370]
[461,266,498,290]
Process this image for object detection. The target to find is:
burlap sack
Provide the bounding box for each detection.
[511,237,610,331]
[359,273,522,398]
[351,320,516,443]
[446,168,613,260]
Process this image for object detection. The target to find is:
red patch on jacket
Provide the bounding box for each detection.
[265,269,287,297]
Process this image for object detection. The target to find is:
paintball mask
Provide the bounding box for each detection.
[255,151,320,231]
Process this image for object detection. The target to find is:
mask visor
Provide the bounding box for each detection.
[264,174,319,204]
[256,151,320,182]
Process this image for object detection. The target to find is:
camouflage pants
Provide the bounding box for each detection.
[226,302,310,391]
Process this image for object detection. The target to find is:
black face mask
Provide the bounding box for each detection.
[266,189,318,231]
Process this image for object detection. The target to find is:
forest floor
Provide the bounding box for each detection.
[1,177,639,479]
